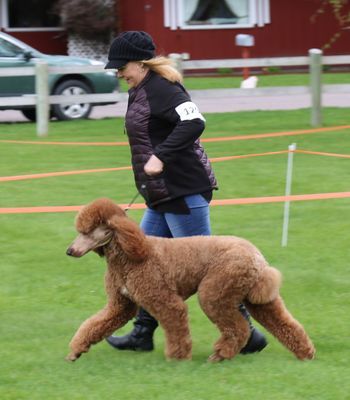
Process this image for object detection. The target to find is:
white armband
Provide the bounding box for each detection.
[175,101,205,122]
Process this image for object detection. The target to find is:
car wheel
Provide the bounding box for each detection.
[21,108,54,122]
[52,80,93,121]
[21,108,36,122]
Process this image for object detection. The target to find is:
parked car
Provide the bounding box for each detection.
[0,31,119,121]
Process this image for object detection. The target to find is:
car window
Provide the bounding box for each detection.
[0,38,24,57]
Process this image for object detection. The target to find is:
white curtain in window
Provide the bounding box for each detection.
[164,0,183,29]
[164,0,270,30]
[226,0,248,18]
[249,0,270,27]
[183,0,199,22]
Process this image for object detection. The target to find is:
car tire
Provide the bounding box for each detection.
[52,80,93,121]
[21,108,37,122]
[21,108,55,122]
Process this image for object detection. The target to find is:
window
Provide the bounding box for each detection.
[0,37,23,57]
[185,0,249,26]
[164,0,270,30]
[1,0,61,31]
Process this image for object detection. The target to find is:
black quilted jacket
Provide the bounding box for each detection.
[125,71,218,208]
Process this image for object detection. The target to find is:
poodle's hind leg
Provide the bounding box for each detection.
[198,281,250,362]
[245,296,315,360]
[145,295,192,361]
[207,309,250,362]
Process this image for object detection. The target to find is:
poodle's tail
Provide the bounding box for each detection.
[247,266,282,304]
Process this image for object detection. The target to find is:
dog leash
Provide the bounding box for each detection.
[124,184,146,213]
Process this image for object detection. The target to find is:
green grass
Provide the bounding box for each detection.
[1,109,350,399]
[186,72,350,90]
[117,72,350,91]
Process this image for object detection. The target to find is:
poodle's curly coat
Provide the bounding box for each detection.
[65,198,315,362]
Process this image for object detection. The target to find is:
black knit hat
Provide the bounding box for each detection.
[105,31,156,69]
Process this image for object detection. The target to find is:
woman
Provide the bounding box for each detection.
[104,31,267,354]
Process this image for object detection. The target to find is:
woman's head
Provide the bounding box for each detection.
[105,31,156,70]
[105,31,182,87]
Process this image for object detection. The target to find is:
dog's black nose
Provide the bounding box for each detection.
[66,247,73,256]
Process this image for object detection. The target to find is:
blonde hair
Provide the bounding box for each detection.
[142,56,183,83]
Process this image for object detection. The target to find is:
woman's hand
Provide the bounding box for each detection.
[144,155,164,176]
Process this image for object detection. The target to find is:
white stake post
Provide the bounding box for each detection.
[282,143,296,247]
[309,48,323,127]
[35,60,49,137]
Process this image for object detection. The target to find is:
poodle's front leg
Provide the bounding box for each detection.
[66,299,137,361]
[145,295,192,361]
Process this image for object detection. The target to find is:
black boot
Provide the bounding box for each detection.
[239,304,268,354]
[106,308,158,352]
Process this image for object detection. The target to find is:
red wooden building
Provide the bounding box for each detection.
[1,0,349,59]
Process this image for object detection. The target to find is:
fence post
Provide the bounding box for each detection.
[35,60,49,137]
[168,53,184,74]
[281,143,296,247]
[309,48,323,127]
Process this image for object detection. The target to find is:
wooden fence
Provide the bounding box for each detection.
[0,50,349,136]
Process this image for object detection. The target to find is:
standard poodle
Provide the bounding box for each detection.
[65,198,315,362]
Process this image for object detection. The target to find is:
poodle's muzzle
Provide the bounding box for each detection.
[66,226,113,258]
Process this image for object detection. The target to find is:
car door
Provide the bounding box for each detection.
[0,36,35,95]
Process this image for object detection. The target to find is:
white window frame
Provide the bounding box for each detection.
[0,0,63,32]
[164,0,270,30]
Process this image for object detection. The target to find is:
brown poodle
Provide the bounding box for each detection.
[65,198,315,362]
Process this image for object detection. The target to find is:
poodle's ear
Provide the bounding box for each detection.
[108,215,149,262]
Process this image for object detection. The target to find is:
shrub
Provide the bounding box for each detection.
[55,0,116,42]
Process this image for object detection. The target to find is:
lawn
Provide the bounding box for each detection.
[184,72,350,90]
[116,72,350,91]
[0,108,349,399]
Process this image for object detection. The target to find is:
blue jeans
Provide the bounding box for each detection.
[134,194,211,329]
[140,194,211,238]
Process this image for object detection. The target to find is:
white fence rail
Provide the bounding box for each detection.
[182,54,350,70]
[0,51,349,136]
[0,93,123,107]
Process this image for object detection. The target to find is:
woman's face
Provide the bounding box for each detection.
[117,62,148,88]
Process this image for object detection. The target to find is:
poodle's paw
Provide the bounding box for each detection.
[207,352,225,363]
[166,355,192,362]
[165,351,192,361]
[65,352,81,362]
[296,346,316,361]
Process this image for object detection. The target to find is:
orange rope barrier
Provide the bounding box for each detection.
[2,126,349,215]
[201,125,350,143]
[1,148,349,183]
[1,192,349,214]
[210,150,288,162]
[0,140,129,146]
[1,124,349,147]
[211,192,350,205]
[294,150,350,159]
[0,166,132,182]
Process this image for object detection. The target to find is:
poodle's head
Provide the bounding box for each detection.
[75,197,126,235]
[66,198,148,261]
